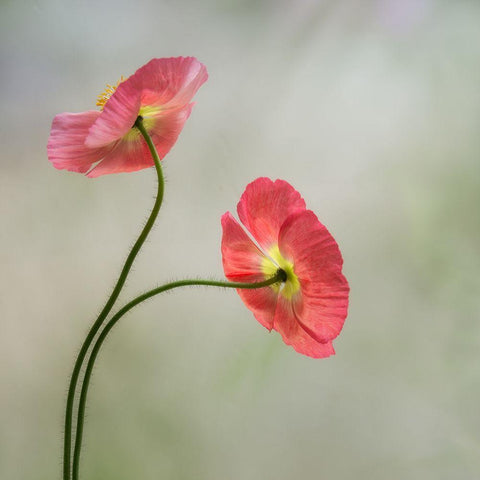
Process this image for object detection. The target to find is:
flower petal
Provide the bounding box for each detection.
[47,111,113,173]
[86,133,150,178]
[221,212,278,330]
[147,104,194,159]
[278,210,349,343]
[273,296,336,359]
[134,57,208,109]
[293,280,349,343]
[85,76,142,149]
[237,178,306,251]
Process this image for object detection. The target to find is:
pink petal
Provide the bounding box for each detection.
[47,111,113,173]
[221,212,278,330]
[134,57,208,109]
[279,210,345,282]
[86,135,150,178]
[237,178,306,251]
[293,280,349,343]
[278,210,349,343]
[273,296,336,359]
[85,76,142,148]
[147,103,194,159]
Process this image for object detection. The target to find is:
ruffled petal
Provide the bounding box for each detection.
[237,178,306,251]
[278,210,349,343]
[85,76,142,148]
[86,133,150,178]
[147,104,194,159]
[134,57,208,109]
[47,111,113,173]
[293,279,349,343]
[273,296,336,359]
[221,212,278,330]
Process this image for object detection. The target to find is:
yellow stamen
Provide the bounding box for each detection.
[96,76,126,110]
[261,245,300,300]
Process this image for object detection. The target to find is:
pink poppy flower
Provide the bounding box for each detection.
[221,178,349,358]
[47,57,208,177]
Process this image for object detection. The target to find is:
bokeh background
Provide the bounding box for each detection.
[1,0,479,479]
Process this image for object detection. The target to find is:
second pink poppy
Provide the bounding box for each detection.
[221,178,349,358]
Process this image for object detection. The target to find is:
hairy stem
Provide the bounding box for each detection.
[72,271,286,479]
[63,118,163,480]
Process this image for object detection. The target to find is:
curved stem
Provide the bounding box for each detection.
[63,118,164,480]
[72,271,286,480]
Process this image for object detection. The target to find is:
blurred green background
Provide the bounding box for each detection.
[1,0,479,479]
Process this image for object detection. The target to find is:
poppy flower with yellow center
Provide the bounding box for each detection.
[221,178,349,358]
[47,57,207,177]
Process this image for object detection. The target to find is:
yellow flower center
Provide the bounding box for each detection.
[137,105,162,130]
[261,245,300,300]
[120,105,163,143]
[96,76,126,109]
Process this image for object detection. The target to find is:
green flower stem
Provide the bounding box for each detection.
[63,117,163,480]
[72,270,286,480]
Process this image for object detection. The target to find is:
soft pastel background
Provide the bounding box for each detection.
[1,0,479,479]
